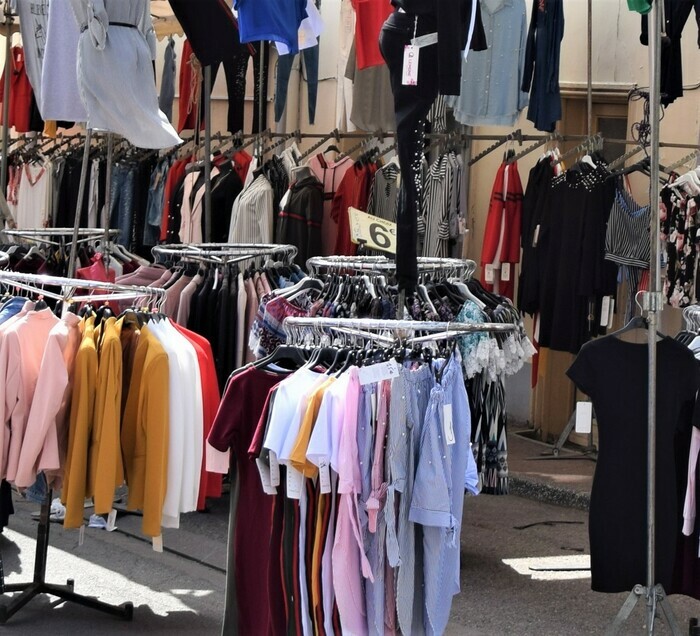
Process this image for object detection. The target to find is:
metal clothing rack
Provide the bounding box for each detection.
[0,272,167,624]
[2,228,120,248]
[152,243,298,265]
[305,255,477,280]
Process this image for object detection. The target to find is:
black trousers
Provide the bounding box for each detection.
[379,11,439,293]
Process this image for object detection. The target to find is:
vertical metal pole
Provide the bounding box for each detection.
[221,465,240,635]
[103,133,113,260]
[646,0,662,633]
[460,126,473,261]
[586,0,593,137]
[0,5,12,216]
[67,129,92,277]
[204,66,212,243]
[257,43,266,158]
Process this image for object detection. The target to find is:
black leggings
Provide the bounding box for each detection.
[379,11,439,293]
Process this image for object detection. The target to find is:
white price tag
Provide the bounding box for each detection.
[106,508,117,532]
[402,45,419,85]
[575,401,593,434]
[358,359,400,386]
[533,224,541,248]
[484,264,495,283]
[607,299,615,329]
[269,451,280,487]
[79,524,85,546]
[410,32,438,48]
[443,403,456,445]
[318,460,331,494]
[256,458,277,495]
[458,217,467,235]
[286,466,304,500]
[600,296,611,327]
[348,207,397,254]
[501,262,511,282]
[152,535,164,553]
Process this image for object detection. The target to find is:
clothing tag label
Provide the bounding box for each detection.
[600,296,610,327]
[256,458,277,495]
[484,264,495,283]
[410,32,438,48]
[106,509,117,532]
[286,466,304,500]
[501,262,511,281]
[319,460,331,494]
[443,403,456,445]
[533,224,541,248]
[358,359,400,385]
[79,524,85,546]
[269,451,280,487]
[152,535,164,553]
[607,299,615,329]
[402,45,419,86]
[575,401,593,434]
[458,217,467,235]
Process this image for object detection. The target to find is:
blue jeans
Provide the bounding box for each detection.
[110,163,136,247]
[274,44,319,124]
[143,159,170,246]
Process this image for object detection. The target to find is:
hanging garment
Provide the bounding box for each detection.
[275,46,319,126]
[480,160,524,300]
[336,0,357,132]
[15,162,50,229]
[228,174,275,245]
[422,152,462,260]
[159,37,176,122]
[13,0,49,108]
[0,47,34,133]
[567,336,699,593]
[331,161,378,256]
[367,161,400,223]
[450,0,529,127]
[68,0,181,149]
[236,0,308,54]
[352,0,393,69]
[521,0,564,132]
[276,174,324,266]
[274,0,324,56]
[309,153,354,255]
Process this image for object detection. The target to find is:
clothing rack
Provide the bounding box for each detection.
[2,227,120,248]
[306,255,476,279]
[0,272,169,624]
[468,129,523,166]
[152,242,298,265]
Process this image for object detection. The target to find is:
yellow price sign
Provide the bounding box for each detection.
[348,207,397,254]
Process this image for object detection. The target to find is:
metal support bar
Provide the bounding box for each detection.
[103,133,114,263]
[0,4,12,225]
[204,66,212,243]
[587,0,593,137]
[67,128,93,277]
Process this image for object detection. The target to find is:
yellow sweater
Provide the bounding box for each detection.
[62,316,98,529]
[120,325,170,537]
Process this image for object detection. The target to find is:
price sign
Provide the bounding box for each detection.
[348,207,397,254]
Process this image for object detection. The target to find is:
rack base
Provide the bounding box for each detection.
[605,584,681,636]
[0,490,133,624]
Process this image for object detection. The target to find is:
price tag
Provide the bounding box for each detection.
[358,359,400,386]
[152,535,164,553]
[607,299,615,329]
[600,296,611,327]
[106,509,117,532]
[575,401,592,434]
[79,524,85,546]
[286,466,304,500]
[443,403,456,445]
[501,262,511,281]
[411,32,438,48]
[348,207,397,254]
[402,45,419,85]
[532,224,541,248]
[256,458,277,495]
[269,451,280,487]
[484,264,495,283]
[318,460,331,494]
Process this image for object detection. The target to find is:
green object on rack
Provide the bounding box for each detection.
[627,0,652,14]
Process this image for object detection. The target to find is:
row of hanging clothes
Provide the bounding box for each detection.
[132,243,305,390]
[0,228,146,279]
[0,269,225,545]
[515,138,659,354]
[252,255,535,498]
[208,314,519,635]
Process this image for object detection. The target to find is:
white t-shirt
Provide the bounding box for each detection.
[16,163,50,229]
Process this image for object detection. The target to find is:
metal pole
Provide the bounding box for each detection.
[257,42,266,157]
[67,129,92,277]
[587,0,593,137]
[204,65,212,243]
[221,465,240,635]
[103,133,113,261]
[0,4,12,221]
[646,0,662,632]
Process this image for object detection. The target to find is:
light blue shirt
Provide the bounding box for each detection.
[449,0,529,127]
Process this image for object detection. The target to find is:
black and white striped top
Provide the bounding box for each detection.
[604,186,651,269]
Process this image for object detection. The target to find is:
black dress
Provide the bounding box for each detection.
[567,336,699,593]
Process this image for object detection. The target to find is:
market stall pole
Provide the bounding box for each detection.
[605,1,679,634]
[0,2,11,209]
[204,65,212,242]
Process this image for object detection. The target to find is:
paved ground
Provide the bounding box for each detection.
[0,429,697,635]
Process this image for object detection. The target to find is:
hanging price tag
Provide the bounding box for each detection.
[348,207,397,254]
[501,262,511,281]
[256,458,277,495]
[106,509,118,532]
[318,461,331,494]
[152,535,164,553]
[484,264,495,283]
[443,403,456,445]
[286,466,304,500]
[269,451,280,487]
[79,524,85,546]
[600,296,611,327]
[402,45,419,85]
[575,402,593,434]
